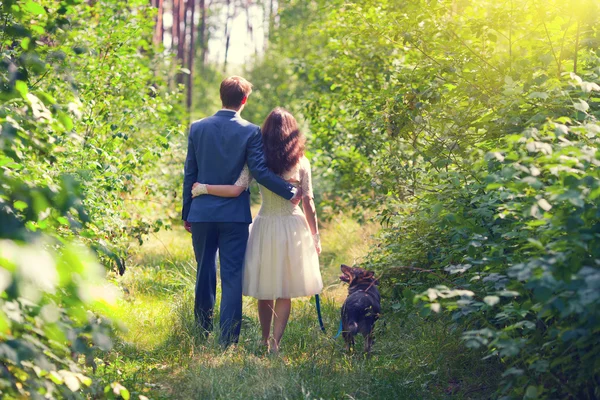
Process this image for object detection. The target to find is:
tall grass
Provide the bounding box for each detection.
[95,216,499,399]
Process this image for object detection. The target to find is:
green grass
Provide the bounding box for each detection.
[96,216,499,399]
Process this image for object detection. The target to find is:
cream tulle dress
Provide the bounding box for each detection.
[236,156,323,300]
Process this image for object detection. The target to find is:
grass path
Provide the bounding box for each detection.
[98,216,497,399]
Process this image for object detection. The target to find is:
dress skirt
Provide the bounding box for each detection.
[242,213,323,300]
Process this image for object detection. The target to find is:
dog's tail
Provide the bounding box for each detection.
[348,320,359,335]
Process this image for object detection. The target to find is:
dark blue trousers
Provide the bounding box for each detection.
[191,222,249,346]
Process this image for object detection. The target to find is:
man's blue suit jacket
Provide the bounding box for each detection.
[182,109,295,223]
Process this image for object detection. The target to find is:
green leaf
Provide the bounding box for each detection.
[498,290,520,297]
[37,92,57,105]
[568,196,585,208]
[573,100,589,112]
[486,183,502,190]
[483,296,500,306]
[528,92,548,99]
[13,200,28,211]
[527,238,544,249]
[57,216,69,225]
[78,374,93,387]
[23,0,46,15]
[111,383,130,400]
[537,198,552,211]
[0,268,11,294]
[581,81,600,92]
[0,310,10,334]
[30,25,45,35]
[15,80,28,98]
[525,385,538,398]
[49,371,63,385]
[589,187,600,200]
[21,37,31,50]
[58,113,74,130]
[61,370,81,392]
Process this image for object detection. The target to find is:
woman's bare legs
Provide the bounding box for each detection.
[257,300,274,346]
[271,298,291,353]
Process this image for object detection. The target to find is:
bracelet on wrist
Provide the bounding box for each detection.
[192,183,208,197]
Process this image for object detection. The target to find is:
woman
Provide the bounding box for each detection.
[191,108,323,353]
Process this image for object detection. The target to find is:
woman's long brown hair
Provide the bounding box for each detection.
[261,108,305,176]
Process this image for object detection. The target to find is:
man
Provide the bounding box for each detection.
[182,76,299,346]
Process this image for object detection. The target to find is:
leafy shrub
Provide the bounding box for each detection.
[1,0,185,272]
[0,0,182,397]
[0,241,120,398]
[375,73,600,398]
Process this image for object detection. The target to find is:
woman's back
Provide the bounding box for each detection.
[257,156,312,218]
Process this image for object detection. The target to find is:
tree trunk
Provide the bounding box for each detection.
[187,0,196,110]
[245,0,257,57]
[199,0,207,68]
[178,0,186,63]
[268,0,275,41]
[172,0,180,53]
[153,0,165,47]
[223,0,232,71]
[182,0,188,68]
[262,0,268,52]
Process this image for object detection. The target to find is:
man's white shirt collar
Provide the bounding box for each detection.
[220,109,239,116]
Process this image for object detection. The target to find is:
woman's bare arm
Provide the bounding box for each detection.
[302,196,319,236]
[192,182,245,198]
[206,184,245,197]
[302,195,321,255]
[299,157,321,254]
[191,165,252,198]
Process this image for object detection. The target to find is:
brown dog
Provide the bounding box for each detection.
[339,264,381,355]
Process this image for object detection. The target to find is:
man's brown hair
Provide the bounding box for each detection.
[220,76,253,109]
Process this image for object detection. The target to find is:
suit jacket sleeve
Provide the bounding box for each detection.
[182,125,198,221]
[246,127,294,200]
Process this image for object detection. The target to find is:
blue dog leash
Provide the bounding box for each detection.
[333,319,343,339]
[314,294,344,338]
[314,294,326,332]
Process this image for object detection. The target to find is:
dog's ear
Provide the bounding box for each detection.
[364,270,375,279]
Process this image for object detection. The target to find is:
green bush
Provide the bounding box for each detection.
[1,0,185,271]
[0,0,183,397]
[0,241,120,398]
[376,73,600,398]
